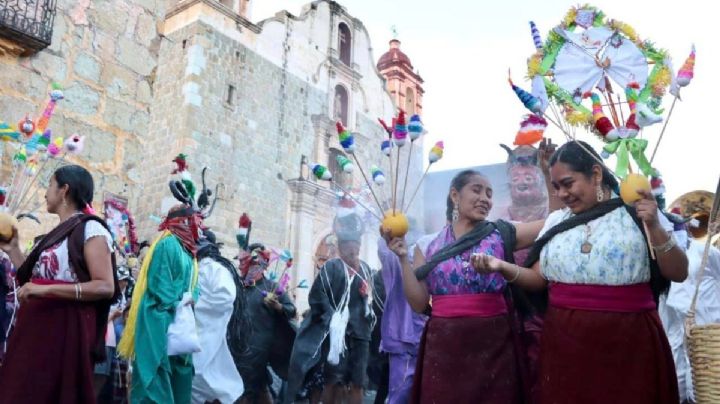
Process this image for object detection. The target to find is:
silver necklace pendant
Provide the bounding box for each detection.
[581,241,592,254]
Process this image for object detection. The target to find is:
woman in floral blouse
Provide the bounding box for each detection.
[473,141,688,404]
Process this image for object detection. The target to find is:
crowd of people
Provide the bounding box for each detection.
[0,134,718,404]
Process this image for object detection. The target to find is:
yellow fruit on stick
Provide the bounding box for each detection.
[382,210,409,238]
[0,213,18,242]
[620,173,652,205]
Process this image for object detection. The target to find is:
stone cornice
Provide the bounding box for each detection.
[328,57,363,82]
[166,0,261,34]
[379,65,424,85]
[287,178,336,206]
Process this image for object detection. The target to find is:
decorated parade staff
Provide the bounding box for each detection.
[118,156,208,403]
[235,221,297,404]
[285,211,376,404]
[192,229,245,403]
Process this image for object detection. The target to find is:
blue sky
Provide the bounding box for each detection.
[252,1,717,203]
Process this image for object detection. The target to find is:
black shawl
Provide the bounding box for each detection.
[414,219,516,280]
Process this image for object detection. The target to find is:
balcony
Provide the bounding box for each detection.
[0,0,57,52]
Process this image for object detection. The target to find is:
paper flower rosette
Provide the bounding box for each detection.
[524,5,677,179]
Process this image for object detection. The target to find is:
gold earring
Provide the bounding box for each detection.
[596,185,604,202]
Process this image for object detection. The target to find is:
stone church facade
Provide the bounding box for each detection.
[0,0,424,309]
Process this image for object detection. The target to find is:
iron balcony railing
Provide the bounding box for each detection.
[0,0,57,51]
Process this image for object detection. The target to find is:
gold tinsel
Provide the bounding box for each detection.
[652,66,671,97]
[563,8,578,27]
[527,53,543,78]
[566,109,591,126]
[610,20,639,43]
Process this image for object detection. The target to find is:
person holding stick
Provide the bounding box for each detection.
[472,140,688,404]
[385,140,559,402]
[236,241,297,404]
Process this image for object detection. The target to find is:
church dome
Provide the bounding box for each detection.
[377,39,413,70]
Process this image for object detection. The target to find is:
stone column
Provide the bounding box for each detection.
[287,178,334,312]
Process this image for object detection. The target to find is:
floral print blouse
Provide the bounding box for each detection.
[31,221,113,283]
[423,225,507,295]
[539,206,673,285]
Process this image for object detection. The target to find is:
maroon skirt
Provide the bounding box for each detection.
[539,284,678,404]
[0,290,97,404]
[410,314,523,404]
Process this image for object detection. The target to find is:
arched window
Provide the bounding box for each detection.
[333,84,349,126]
[338,23,351,65]
[405,87,415,115]
[328,148,351,187]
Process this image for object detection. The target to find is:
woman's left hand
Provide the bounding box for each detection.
[16,283,46,303]
[471,253,505,274]
[634,189,660,228]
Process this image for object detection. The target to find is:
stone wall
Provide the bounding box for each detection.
[1,0,167,239]
[137,20,329,249]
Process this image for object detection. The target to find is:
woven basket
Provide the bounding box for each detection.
[687,181,720,403]
[687,322,720,402]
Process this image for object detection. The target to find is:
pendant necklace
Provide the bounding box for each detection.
[581,223,593,254]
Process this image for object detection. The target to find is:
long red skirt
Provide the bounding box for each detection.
[0,296,97,404]
[539,306,678,404]
[410,315,523,404]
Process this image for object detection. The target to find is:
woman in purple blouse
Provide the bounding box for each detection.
[387,165,558,404]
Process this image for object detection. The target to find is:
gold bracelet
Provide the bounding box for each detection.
[508,265,521,283]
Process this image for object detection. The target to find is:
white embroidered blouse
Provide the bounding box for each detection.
[538,206,673,285]
[31,220,114,283]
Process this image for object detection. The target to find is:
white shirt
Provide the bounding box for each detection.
[659,240,720,402]
[192,257,244,403]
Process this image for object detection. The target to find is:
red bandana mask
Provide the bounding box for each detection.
[159,210,203,257]
[239,248,270,285]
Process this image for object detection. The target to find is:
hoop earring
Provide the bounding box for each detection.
[596,185,604,202]
[452,203,459,223]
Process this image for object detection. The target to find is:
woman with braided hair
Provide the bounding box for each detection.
[0,165,118,404]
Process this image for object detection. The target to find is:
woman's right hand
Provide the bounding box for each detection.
[380,226,408,258]
[0,227,20,254]
[387,237,408,259]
